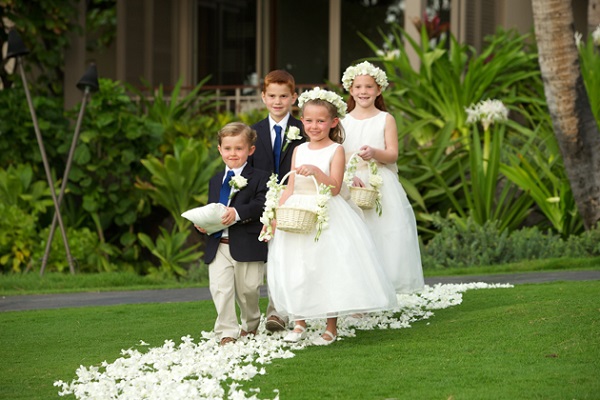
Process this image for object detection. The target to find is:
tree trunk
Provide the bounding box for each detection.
[531,0,600,230]
[590,0,600,35]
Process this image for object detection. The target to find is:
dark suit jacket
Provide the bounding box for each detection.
[249,115,305,179]
[203,165,269,264]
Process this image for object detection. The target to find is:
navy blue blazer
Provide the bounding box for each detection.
[249,115,305,179]
[203,165,269,264]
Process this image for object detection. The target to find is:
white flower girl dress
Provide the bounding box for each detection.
[342,112,424,294]
[267,142,397,320]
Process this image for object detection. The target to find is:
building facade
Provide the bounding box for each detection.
[63,0,591,110]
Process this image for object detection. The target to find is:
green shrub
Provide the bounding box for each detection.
[422,216,598,269]
[0,86,70,168]
[0,204,37,273]
[32,226,121,274]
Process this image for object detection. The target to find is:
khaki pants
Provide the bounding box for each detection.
[208,243,264,339]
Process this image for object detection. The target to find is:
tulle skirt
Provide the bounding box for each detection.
[354,166,424,294]
[267,194,397,320]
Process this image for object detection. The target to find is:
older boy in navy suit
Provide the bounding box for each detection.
[199,122,269,346]
[249,70,305,333]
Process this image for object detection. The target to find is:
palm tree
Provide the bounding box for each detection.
[531,0,600,230]
[590,0,600,35]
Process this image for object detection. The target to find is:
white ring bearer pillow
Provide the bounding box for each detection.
[181,203,233,235]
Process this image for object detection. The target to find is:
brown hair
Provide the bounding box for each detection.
[300,99,345,144]
[346,94,387,113]
[218,122,257,146]
[262,70,296,94]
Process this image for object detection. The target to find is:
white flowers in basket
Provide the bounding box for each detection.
[344,154,383,216]
[228,175,248,199]
[282,126,302,152]
[258,173,332,242]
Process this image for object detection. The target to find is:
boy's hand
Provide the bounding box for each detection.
[221,207,236,226]
[194,225,207,234]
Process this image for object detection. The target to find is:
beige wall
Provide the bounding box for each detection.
[497,0,534,34]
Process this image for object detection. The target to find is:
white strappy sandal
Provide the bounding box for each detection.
[312,330,337,346]
[283,325,307,342]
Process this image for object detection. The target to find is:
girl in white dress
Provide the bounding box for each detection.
[263,87,397,346]
[341,61,424,294]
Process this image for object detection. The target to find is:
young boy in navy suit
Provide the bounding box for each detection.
[198,122,270,346]
[249,70,305,333]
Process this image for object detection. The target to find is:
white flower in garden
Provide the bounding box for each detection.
[376,48,401,61]
[574,31,583,48]
[593,25,600,46]
[465,99,509,131]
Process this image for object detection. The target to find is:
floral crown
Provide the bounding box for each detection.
[298,86,347,118]
[341,61,389,92]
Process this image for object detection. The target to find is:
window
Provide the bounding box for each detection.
[196,0,256,85]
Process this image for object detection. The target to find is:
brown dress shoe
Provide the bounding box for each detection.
[265,315,286,332]
[220,337,236,346]
[240,330,257,337]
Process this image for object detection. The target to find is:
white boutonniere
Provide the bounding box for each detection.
[229,175,248,199]
[282,126,302,152]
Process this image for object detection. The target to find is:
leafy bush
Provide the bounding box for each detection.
[137,227,203,278]
[422,216,599,269]
[0,85,70,168]
[0,204,37,273]
[32,226,121,274]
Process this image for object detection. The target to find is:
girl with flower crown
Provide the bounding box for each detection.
[262,87,397,346]
[341,61,424,294]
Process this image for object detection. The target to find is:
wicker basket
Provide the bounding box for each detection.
[276,171,319,234]
[347,152,378,210]
[349,186,378,210]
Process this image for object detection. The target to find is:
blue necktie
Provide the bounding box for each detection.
[273,125,282,175]
[219,170,235,205]
[214,170,235,238]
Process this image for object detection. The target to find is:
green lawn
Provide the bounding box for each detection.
[1,256,599,296]
[1,280,598,399]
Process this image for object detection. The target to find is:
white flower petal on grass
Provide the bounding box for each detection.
[56,282,513,399]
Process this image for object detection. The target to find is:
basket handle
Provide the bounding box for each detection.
[279,170,320,193]
[347,152,362,166]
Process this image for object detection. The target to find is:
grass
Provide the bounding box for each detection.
[0,269,209,296]
[1,281,599,399]
[1,256,599,296]
[422,256,600,276]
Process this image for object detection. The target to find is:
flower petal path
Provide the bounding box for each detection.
[54,282,513,399]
